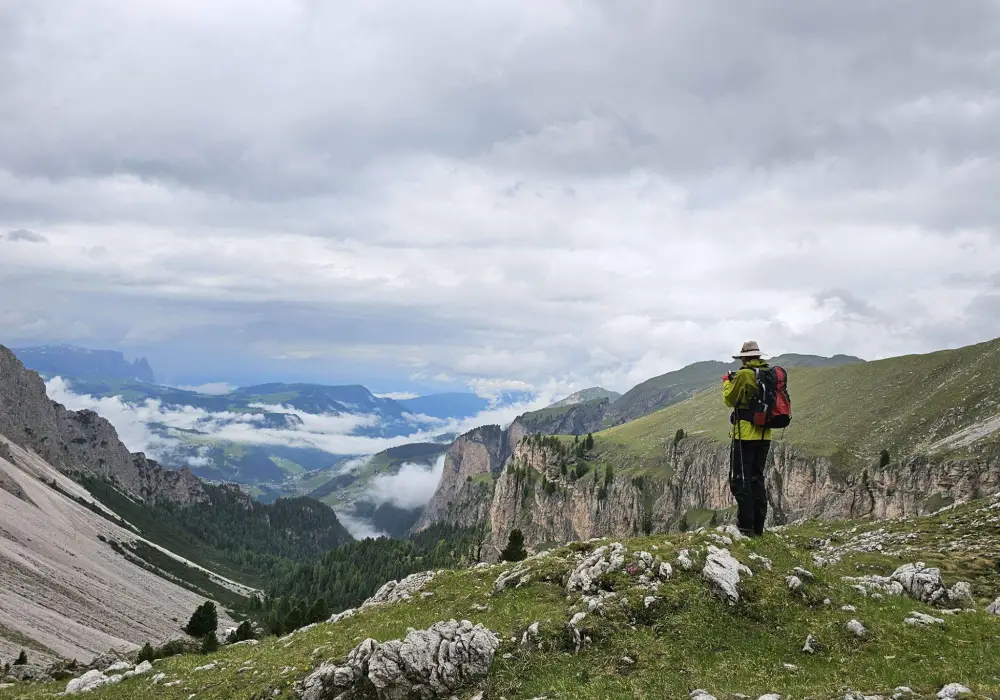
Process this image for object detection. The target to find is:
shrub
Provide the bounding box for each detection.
[674,429,685,446]
[584,433,595,450]
[200,633,219,654]
[184,601,218,638]
[879,449,891,468]
[136,642,155,664]
[308,598,330,625]
[501,529,527,562]
[15,650,27,666]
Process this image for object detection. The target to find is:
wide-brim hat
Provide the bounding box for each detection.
[733,340,764,359]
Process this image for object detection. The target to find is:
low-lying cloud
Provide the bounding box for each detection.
[43,376,557,472]
[365,456,446,510]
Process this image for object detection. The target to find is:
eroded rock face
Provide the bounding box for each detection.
[296,621,499,700]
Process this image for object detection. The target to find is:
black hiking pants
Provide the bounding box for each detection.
[729,439,771,536]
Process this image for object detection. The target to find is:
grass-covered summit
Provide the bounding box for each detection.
[6,491,998,699]
[598,337,1000,471]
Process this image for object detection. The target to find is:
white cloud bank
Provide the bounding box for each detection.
[365,456,446,510]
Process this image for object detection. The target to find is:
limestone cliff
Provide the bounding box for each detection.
[414,421,526,531]
[474,435,999,560]
[0,345,205,505]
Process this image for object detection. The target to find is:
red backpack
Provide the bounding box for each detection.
[748,366,791,429]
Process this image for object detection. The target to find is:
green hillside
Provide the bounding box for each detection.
[605,353,864,428]
[600,337,1000,470]
[7,492,999,699]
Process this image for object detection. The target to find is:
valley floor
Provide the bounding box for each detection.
[3,493,999,700]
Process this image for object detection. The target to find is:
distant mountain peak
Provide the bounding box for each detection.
[549,387,621,409]
[13,344,156,384]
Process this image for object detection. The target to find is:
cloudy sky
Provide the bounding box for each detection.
[3,1,1000,395]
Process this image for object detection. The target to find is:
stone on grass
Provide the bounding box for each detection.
[66,670,114,695]
[363,570,437,608]
[701,546,752,605]
[748,553,772,571]
[677,549,695,571]
[297,620,499,700]
[690,690,717,700]
[947,582,973,604]
[758,695,781,700]
[786,575,803,592]
[846,619,867,637]
[905,611,945,626]
[802,634,819,654]
[890,563,947,605]
[987,596,1000,616]
[566,543,626,593]
[937,683,972,698]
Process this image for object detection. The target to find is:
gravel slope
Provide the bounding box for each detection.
[0,437,234,665]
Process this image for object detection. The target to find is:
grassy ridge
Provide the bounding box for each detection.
[6,493,999,699]
[598,337,1000,470]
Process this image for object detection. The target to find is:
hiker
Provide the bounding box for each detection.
[722,341,774,537]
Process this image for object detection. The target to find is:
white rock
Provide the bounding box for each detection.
[66,670,112,695]
[748,553,773,571]
[947,582,973,603]
[658,562,673,580]
[802,634,819,654]
[987,596,1000,615]
[232,639,260,647]
[792,567,815,581]
[905,611,945,626]
[521,622,540,645]
[193,662,217,672]
[690,691,718,700]
[786,575,803,592]
[701,546,752,605]
[892,688,913,699]
[937,683,972,698]
[783,663,798,670]
[566,543,626,593]
[151,673,167,685]
[841,605,857,612]
[677,549,694,571]
[106,661,132,672]
[890,562,947,605]
[758,695,781,700]
[132,660,153,675]
[723,525,749,541]
[846,619,867,637]
[363,571,436,608]
[298,620,499,700]
[643,596,659,609]
[328,607,357,624]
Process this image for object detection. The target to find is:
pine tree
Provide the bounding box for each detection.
[500,529,527,562]
[184,601,218,638]
[584,433,595,450]
[15,650,27,666]
[674,428,685,446]
[308,598,330,625]
[200,633,219,654]
[879,449,891,467]
[285,605,305,632]
[137,642,155,664]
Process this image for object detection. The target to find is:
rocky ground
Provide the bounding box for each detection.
[0,436,236,665]
[2,491,999,699]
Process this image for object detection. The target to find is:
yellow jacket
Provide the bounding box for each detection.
[722,359,773,441]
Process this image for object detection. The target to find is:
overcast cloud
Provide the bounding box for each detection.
[4,2,1000,393]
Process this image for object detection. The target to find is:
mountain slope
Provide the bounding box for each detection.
[604,353,864,428]
[397,393,491,420]
[6,492,999,699]
[0,438,239,665]
[549,387,621,409]
[603,337,1000,467]
[13,344,155,383]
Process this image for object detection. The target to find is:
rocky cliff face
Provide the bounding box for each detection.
[414,421,526,531]
[0,345,204,505]
[465,434,1000,561]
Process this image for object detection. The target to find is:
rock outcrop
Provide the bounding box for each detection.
[414,422,526,531]
[0,345,204,505]
[296,620,499,700]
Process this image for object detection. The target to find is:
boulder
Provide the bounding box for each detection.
[6,665,39,682]
[890,563,948,605]
[363,571,436,609]
[905,611,945,626]
[987,596,1000,616]
[701,546,752,605]
[296,620,499,700]
[937,684,972,698]
[566,543,626,593]
[66,670,115,695]
[947,582,973,604]
[846,619,867,637]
